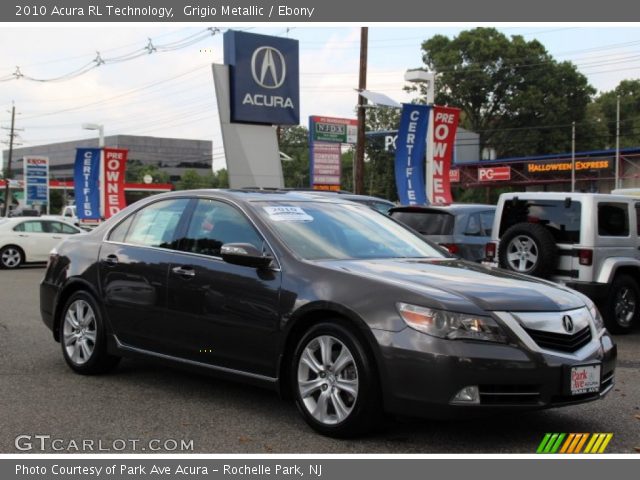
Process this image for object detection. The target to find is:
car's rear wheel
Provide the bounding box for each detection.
[292,322,380,438]
[498,223,557,278]
[0,245,23,269]
[60,291,120,374]
[605,275,639,334]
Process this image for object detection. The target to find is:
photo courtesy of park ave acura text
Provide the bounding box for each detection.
[1,1,640,464]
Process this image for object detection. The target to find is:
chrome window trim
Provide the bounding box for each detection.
[102,193,282,271]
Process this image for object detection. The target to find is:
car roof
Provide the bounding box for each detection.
[499,192,636,202]
[389,203,495,214]
[157,188,368,205]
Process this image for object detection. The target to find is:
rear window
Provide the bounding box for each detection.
[500,199,581,244]
[390,211,454,235]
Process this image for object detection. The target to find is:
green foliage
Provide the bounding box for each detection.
[49,190,65,214]
[279,125,310,188]
[125,160,170,184]
[416,27,597,156]
[593,79,640,149]
[175,169,228,190]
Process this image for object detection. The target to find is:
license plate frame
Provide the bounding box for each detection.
[569,363,601,395]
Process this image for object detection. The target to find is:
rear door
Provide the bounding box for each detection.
[98,197,191,351]
[11,220,54,261]
[593,201,635,280]
[459,210,495,262]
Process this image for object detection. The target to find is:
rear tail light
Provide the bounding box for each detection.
[440,243,459,255]
[578,249,593,266]
[47,248,59,269]
[485,242,496,261]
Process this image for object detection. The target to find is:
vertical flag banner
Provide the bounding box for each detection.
[395,103,430,205]
[23,157,49,209]
[103,148,128,219]
[431,106,461,204]
[74,148,101,220]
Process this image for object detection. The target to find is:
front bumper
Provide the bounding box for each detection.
[373,320,616,418]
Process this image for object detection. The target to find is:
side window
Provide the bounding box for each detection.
[49,222,79,234]
[598,202,629,237]
[15,221,44,233]
[119,198,189,248]
[109,215,135,243]
[181,199,263,257]
[636,203,640,235]
[465,213,482,236]
[480,211,494,236]
[46,222,62,233]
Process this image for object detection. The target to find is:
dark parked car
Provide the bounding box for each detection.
[41,190,615,437]
[389,204,496,262]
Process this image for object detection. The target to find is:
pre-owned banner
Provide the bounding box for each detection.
[394,103,430,205]
[74,148,101,220]
[431,106,461,204]
[103,148,128,219]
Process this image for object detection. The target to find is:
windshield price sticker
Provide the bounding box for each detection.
[264,206,314,222]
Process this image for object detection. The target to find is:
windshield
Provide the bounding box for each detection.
[254,201,444,260]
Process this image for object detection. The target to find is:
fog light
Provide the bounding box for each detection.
[451,386,480,404]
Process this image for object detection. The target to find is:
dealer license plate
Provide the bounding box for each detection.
[570,364,601,395]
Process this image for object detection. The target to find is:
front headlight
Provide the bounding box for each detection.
[397,303,508,343]
[588,303,605,331]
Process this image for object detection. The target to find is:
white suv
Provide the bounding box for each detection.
[486,192,640,333]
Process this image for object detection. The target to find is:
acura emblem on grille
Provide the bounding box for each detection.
[562,315,574,333]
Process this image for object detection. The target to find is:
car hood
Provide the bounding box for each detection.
[318,257,583,312]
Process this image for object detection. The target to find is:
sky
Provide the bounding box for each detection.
[1,25,639,170]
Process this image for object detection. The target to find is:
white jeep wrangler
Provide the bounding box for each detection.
[485,192,640,333]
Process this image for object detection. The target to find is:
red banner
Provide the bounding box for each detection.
[478,166,511,182]
[103,148,128,219]
[431,106,460,204]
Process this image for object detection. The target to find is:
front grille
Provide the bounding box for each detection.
[525,325,592,353]
[479,385,541,406]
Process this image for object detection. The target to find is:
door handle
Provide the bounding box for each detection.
[103,254,119,266]
[172,266,196,277]
[52,236,62,239]
[18,234,28,237]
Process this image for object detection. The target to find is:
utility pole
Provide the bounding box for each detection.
[2,103,19,217]
[615,95,620,190]
[571,122,576,193]
[354,27,368,195]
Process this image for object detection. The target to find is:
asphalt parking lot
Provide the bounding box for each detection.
[1,266,638,453]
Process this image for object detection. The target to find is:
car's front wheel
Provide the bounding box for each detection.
[60,291,120,374]
[605,274,639,334]
[0,245,24,269]
[292,322,380,438]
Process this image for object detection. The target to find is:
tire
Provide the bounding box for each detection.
[0,245,24,269]
[59,291,120,374]
[291,321,381,438]
[604,274,639,334]
[498,223,557,278]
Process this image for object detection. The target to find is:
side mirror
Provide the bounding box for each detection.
[220,243,273,269]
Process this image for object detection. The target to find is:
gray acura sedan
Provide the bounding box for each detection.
[40,190,616,437]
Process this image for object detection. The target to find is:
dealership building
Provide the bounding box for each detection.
[3,134,214,183]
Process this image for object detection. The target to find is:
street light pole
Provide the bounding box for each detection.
[82,123,105,217]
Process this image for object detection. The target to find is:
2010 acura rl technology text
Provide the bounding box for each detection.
[40,190,616,437]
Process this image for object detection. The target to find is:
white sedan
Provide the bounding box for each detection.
[0,217,83,269]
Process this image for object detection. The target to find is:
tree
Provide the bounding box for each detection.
[125,160,170,184]
[279,125,310,188]
[593,79,640,149]
[416,28,597,157]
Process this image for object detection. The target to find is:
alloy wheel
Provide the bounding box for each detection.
[297,335,359,426]
[506,235,539,273]
[62,299,97,365]
[614,287,637,328]
[1,247,21,268]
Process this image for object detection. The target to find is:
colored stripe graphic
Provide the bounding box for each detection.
[537,433,612,453]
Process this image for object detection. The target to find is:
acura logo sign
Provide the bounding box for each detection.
[251,46,286,89]
[562,315,574,333]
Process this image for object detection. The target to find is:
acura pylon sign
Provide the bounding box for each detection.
[224,30,300,125]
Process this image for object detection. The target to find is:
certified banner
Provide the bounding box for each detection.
[394,103,430,205]
[74,148,101,220]
[103,148,128,219]
[431,106,461,204]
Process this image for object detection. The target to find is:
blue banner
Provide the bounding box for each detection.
[394,104,430,205]
[74,148,101,220]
